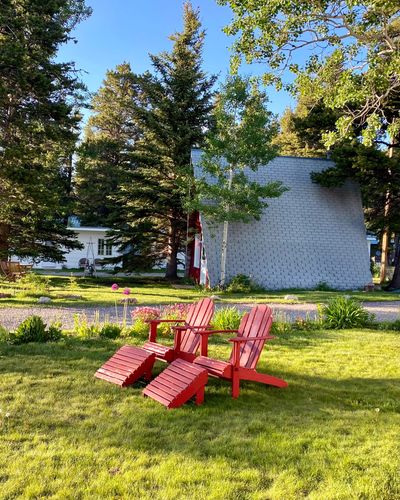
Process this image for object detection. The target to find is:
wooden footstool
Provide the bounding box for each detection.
[95,345,156,387]
[143,358,208,409]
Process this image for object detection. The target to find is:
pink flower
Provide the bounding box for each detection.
[123,287,131,295]
[111,283,119,291]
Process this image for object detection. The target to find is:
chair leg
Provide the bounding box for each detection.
[231,372,240,399]
[255,372,288,388]
[195,386,205,405]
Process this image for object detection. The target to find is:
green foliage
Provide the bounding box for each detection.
[0,0,90,261]
[8,316,62,344]
[46,322,63,342]
[108,4,216,278]
[99,323,123,339]
[225,274,264,293]
[129,318,149,337]
[18,273,50,296]
[318,296,374,329]
[190,75,286,223]
[73,313,101,338]
[211,306,244,331]
[315,281,334,292]
[274,97,339,158]
[0,325,9,342]
[68,274,79,291]
[222,0,400,148]
[75,63,139,226]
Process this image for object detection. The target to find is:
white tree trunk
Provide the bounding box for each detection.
[219,168,233,287]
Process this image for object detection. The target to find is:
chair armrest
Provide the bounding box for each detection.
[199,329,239,335]
[146,319,185,342]
[229,335,275,343]
[172,324,211,332]
[145,319,186,324]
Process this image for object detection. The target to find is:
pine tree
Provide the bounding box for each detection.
[110,2,216,278]
[274,97,339,158]
[0,0,91,261]
[75,63,140,226]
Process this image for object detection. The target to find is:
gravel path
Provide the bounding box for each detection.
[0,301,399,330]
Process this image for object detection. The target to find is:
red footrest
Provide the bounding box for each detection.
[143,358,208,408]
[95,345,156,387]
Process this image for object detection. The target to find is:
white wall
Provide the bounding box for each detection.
[26,228,121,270]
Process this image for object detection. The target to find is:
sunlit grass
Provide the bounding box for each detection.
[0,274,399,308]
[0,329,399,498]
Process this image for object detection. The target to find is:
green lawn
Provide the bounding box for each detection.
[0,329,399,499]
[0,274,399,308]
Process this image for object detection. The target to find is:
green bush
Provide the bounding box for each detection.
[225,274,264,294]
[211,307,244,331]
[8,316,62,344]
[0,325,9,342]
[100,323,122,339]
[315,281,334,292]
[18,273,50,296]
[318,296,374,329]
[46,322,63,341]
[73,313,101,338]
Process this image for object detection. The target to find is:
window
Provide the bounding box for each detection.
[98,238,112,256]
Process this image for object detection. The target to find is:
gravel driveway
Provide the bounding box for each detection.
[0,301,399,330]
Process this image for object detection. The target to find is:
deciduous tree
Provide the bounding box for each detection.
[191,76,286,286]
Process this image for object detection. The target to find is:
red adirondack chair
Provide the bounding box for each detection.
[192,305,287,398]
[142,297,214,363]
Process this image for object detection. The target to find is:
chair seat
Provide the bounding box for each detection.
[143,341,175,362]
[193,356,232,379]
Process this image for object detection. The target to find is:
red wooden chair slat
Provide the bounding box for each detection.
[143,297,214,363]
[193,305,287,398]
[143,358,208,408]
[95,346,156,387]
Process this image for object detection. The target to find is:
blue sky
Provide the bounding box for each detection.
[58,0,295,118]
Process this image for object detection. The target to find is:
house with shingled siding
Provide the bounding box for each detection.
[189,149,372,290]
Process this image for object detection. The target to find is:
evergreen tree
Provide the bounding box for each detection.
[274,98,339,158]
[75,63,140,226]
[110,2,216,278]
[0,0,91,261]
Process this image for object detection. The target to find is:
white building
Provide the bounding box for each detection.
[192,151,372,290]
[29,226,121,270]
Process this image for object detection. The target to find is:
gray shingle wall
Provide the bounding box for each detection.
[191,150,372,290]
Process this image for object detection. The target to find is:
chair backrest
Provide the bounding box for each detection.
[179,297,215,354]
[229,305,273,369]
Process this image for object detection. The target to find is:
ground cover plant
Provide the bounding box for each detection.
[0,328,399,499]
[0,274,399,309]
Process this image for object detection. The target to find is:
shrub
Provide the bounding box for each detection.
[225,274,264,293]
[318,296,374,329]
[18,273,50,296]
[8,316,62,344]
[73,312,101,338]
[158,303,191,335]
[211,307,244,331]
[0,325,9,342]
[100,323,122,339]
[131,307,161,323]
[46,322,63,341]
[68,274,79,290]
[315,281,334,292]
[130,318,149,336]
